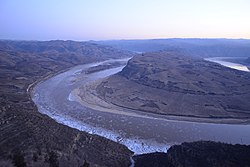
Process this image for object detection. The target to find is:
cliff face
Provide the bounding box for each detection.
[134,141,250,167]
[0,40,133,167]
[97,52,250,119]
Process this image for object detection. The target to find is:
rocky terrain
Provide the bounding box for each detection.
[134,141,250,167]
[96,52,250,120]
[0,40,134,167]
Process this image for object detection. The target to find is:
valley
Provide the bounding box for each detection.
[33,55,250,156]
[1,39,250,166]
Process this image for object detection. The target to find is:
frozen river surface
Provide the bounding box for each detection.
[32,58,250,154]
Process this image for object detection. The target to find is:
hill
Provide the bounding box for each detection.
[134,141,250,167]
[96,52,250,121]
[0,40,134,167]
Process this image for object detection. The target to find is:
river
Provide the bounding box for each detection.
[205,57,250,72]
[32,57,250,154]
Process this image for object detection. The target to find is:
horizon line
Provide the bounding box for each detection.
[1,37,250,42]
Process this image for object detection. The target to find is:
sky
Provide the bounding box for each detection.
[0,0,250,40]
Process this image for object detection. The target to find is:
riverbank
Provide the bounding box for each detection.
[75,78,250,124]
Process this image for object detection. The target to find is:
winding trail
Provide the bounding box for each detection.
[32,58,250,154]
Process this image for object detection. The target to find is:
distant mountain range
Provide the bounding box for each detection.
[93,38,250,58]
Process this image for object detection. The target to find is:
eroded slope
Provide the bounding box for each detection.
[96,52,250,119]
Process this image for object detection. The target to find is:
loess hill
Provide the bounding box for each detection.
[96,52,250,120]
[0,40,135,167]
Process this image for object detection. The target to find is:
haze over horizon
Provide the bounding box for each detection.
[1,0,250,41]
